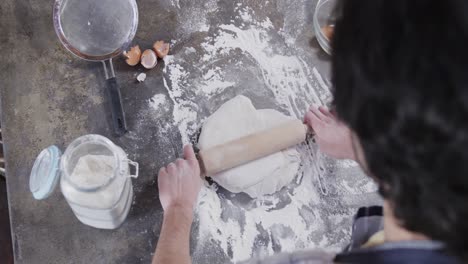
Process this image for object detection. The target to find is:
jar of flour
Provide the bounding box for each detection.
[29,134,139,229]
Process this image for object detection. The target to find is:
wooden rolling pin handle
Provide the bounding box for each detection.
[198,119,308,177]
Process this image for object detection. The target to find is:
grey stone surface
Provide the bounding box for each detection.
[0,0,381,263]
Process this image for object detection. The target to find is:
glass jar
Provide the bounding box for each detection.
[313,0,337,55]
[29,134,139,229]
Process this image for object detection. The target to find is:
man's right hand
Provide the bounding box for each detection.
[158,145,202,215]
[304,105,356,160]
[154,145,201,264]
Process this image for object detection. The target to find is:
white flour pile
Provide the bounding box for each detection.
[147,3,378,263]
[149,94,168,110]
[70,155,114,187]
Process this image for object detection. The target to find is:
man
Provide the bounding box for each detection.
[152,0,468,263]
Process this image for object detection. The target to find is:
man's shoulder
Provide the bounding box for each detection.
[239,250,336,264]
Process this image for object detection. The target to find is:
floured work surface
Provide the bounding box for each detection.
[1,0,381,263]
[147,2,381,263]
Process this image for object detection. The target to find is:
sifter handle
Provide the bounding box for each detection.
[106,77,127,136]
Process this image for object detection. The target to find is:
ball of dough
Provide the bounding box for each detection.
[198,95,300,198]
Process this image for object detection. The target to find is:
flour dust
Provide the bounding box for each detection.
[146,2,377,263]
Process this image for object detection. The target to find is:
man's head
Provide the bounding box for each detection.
[332,0,468,259]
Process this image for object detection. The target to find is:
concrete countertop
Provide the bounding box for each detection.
[0,0,380,263]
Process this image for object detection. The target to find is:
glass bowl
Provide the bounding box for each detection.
[313,0,337,55]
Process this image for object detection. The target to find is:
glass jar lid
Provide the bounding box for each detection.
[29,145,62,200]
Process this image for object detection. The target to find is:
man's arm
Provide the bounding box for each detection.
[153,206,193,264]
[152,145,202,264]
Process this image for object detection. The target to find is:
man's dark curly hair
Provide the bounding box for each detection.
[332,0,468,260]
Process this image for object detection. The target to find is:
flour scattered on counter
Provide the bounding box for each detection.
[199,24,210,32]
[162,55,199,144]
[200,7,331,118]
[169,0,180,9]
[149,94,167,109]
[361,180,379,193]
[340,178,378,195]
[201,67,235,95]
[201,78,235,95]
[154,4,376,264]
[195,144,353,263]
[337,159,359,169]
[193,139,376,263]
[175,0,217,35]
[185,47,196,54]
[160,6,331,144]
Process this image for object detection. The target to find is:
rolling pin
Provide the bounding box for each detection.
[198,119,308,176]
